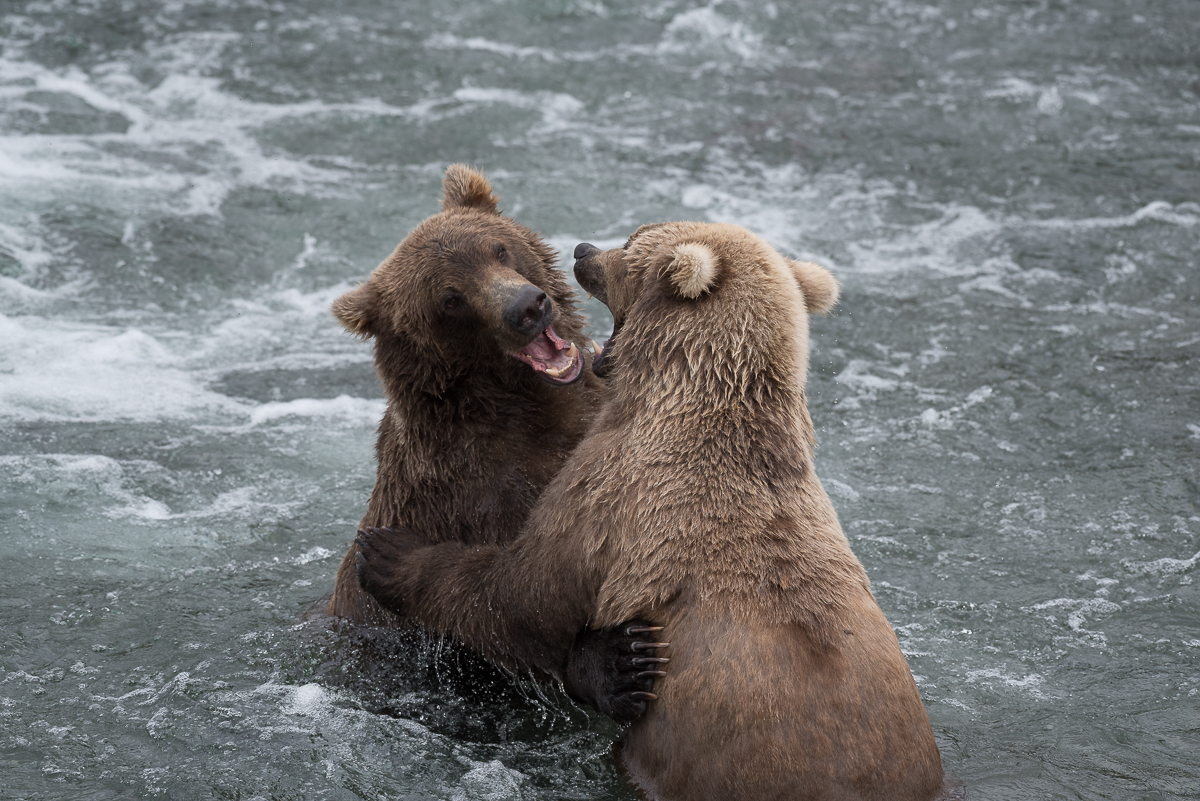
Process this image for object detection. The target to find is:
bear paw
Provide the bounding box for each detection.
[354,526,427,612]
[564,621,670,724]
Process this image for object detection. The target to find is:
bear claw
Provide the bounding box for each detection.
[563,619,669,723]
[632,656,670,665]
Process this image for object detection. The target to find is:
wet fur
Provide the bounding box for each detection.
[327,164,603,628]
[326,167,663,721]
[358,221,945,800]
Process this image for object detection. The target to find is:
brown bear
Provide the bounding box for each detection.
[356,220,948,800]
[326,164,664,721]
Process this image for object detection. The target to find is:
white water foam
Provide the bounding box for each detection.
[0,314,244,423]
[964,668,1047,699]
[659,7,772,63]
[282,682,330,717]
[0,35,527,220]
[426,5,777,69]
[451,86,584,134]
[0,454,308,525]
[451,760,526,801]
[426,34,560,62]
[1027,597,1121,633]
[1123,550,1200,577]
[1025,200,1200,231]
[291,546,335,566]
[0,454,171,520]
[919,386,993,429]
[0,257,376,425]
[248,395,384,428]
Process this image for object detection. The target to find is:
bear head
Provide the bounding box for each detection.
[573,221,838,395]
[333,165,586,394]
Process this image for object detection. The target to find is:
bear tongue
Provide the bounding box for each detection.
[513,325,580,381]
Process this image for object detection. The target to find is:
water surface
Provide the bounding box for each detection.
[1,1,1198,798]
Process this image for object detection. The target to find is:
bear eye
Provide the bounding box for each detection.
[493,243,507,262]
[442,292,465,311]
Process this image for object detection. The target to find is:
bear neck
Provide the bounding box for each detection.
[361,338,599,544]
[616,349,817,455]
[378,355,582,425]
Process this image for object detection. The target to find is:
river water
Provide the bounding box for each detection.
[1,0,1197,798]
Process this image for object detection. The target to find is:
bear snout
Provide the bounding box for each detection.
[573,243,609,306]
[503,284,552,337]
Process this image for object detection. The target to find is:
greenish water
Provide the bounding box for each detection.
[1,1,1197,798]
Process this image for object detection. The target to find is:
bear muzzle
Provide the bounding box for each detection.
[502,284,552,338]
[572,242,609,307]
[499,283,582,385]
[573,243,619,378]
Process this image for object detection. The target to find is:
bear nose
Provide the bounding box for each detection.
[573,242,599,260]
[504,284,551,336]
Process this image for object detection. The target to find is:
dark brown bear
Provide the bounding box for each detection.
[327,165,663,721]
[357,221,948,800]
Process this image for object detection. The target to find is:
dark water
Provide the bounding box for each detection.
[1,1,1197,798]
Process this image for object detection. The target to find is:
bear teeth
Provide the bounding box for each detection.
[543,342,578,378]
[511,327,582,383]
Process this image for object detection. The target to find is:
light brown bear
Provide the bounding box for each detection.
[326,165,664,721]
[356,220,946,801]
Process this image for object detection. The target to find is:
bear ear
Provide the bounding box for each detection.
[440,163,500,213]
[332,282,379,338]
[786,259,840,314]
[658,242,718,299]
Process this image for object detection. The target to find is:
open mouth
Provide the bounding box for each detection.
[590,323,620,378]
[511,323,583,385]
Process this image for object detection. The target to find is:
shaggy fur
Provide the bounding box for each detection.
[358,221,946,800]
[326,164,604,625]
[326,166,662,720]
